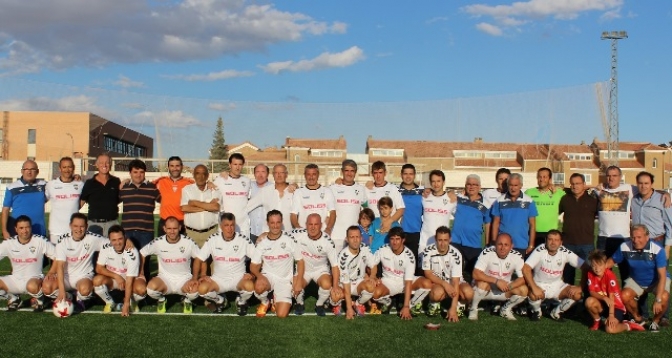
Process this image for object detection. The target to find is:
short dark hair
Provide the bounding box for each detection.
[569,173,585,183]
[401,163,416,173]
[606,165,622,175]
[538,167,552,177]
[429,169,445,182]
[14,215,32,227]
[59,156,74,166]
[377,196,393,208]
[229,153,245,164]
[128,159,147,172]
[304,163,319,172]
[267,209,283,221]
[546,229,562,240]
[495,168,511,179]
[220,212,236,222]
[588,250,607,265]
[435,226,451,237]
[359,208,375,222]
[346,225,361,236]
[168,156,183,165]
[371,161,386,172]
[636,171,654,184]
[388,227,405,240]
[70,213,88,225]
[108,225,126,237]
[341,159,357,172]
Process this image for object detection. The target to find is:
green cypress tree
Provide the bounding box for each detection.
[209,117,229,172]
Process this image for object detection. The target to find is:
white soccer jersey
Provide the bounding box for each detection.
[140,235,200,282]
[96,244,140,279]
[214,175,252,234]
[245,184,294,232]
[292,229,338,273]
[421,244,463,281]
[482,188,503,209]
[291,185,336,228]
[0,235,55,278]
[56,232,108,278]
[45,178,83,235]
[366,182,405,217]
[197,232,254,279]
[251,232,302,281]
[525,244,584,284]
[474,247,524,283]
[330,183,367,243]
[372,244,416,282]
[420,193,457,250]
[337,244,375,285]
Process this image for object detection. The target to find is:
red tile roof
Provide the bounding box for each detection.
[454,159,521,168]
[568,161,600,169]
[616,160,645,169]
[285,136,346,150]
[591,140,665,151]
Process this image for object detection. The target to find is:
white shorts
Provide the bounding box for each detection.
[63,274,94,291]
[382,276,418,296]
[0,275,42,294]
[302,270,331,284]
[264,274,293,304]
[211,274,245,294]
[110,275,135,290]
[158,274,191,295]
[538,280,569,300]
[624,277,672,298]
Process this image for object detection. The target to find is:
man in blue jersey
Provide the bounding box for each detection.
[2,160,47,238]
[491,173,538,256]
[452,174,491,279]
[608,224,670,332]
[398,164,423,274]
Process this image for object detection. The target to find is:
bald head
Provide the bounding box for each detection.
[20,160,39,182]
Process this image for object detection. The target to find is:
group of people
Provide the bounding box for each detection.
[1,153,670,332]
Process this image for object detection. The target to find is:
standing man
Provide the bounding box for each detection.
[249,164,273,242]
[419,170,456,253]
[80,153,121,237]
[491,173,538,256]
[291,164,336,234]
[482,168,511,208]
[366,161,405,223]
[213,154,252,238]
[155,156,192,236]
[595,165,633,260]
[525,167,565,248]
[559,173,599,284]
[398,164,424,270]
[632,171,672,258]
[2,160,47,238]
[452,174,491,278]
[245,164,295,234]
[330,159,367,248]
[45,157,84,244]
[119,159,160,279]
[180,165,221,248]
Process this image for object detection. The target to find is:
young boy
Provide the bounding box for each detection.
[369,197,400,253]
[584,250,644,333]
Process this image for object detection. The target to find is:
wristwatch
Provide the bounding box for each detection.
[656,298,662,303]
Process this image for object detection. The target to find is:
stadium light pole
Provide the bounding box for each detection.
[601,30,627,166]
[65,132,74,155]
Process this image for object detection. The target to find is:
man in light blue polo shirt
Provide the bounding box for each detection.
[491,173,538,256]
[452,174,491,278]
[2,160,47,238]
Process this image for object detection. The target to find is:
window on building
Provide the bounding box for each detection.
[484,151,516,159]
[653,158,658,169]
[370,149,404,157]
[27,129,36,144]
[311,150,344,157]
[103,135,146,157]
[552,173,565,185]
[582,174,592,184]
[0,128,3,142]
[602,151,635,159]
[567,153,592,161]
[454,150,482,158]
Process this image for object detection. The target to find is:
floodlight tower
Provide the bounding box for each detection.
[601,30,627,166]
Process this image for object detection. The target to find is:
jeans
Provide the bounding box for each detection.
[563,244,594,285]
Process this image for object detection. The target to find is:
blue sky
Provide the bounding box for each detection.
[0,0,670,157]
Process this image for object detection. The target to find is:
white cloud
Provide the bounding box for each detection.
[133,110,202,128]
[0,1,348,75]
[165,69,254,81]
[260,46,365,74]
[114,75,144,88]
[0,94,120,120]
[476,23,503,36]
[208,102,237,111]
[463,0,623,36]
[426,16,449,24]
[600,9,621,21]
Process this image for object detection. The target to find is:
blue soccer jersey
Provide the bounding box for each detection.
[612,240,669,287]
[490,192,538,249]
[452,194,491,249]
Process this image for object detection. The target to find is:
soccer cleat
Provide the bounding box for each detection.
[625,320,645,332]
[380,302,391,315]
[256,302,270,318]
[220,295,229,310]
[130,301,140,313]
[183,299,193,314]
[530,310,542,321]
[369,302,381,315]
[490,304,501,315]
[156,299,167,314]
[30,298,44,313]
[468,309,479,321]
[355,303,366,317]
[550,306,564,321]
[649,322,660,333]
[589,319,601,331]
[103,303,114,314]
[332,305,342,316]
[457,302,466,317]
[236,302,249,316]
[213,302,225,314]
[315,305,326,317]
[515,305,528,316]
[6,296,21,312]
[294,303,305,316]
[74,299,86,313]
[427,303,441,317]
[500,307,517,321]
[410,302,424,317]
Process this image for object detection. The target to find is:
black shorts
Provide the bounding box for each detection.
[600,304,625,321]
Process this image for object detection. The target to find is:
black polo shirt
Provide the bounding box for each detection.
[119,182,160,232]
[559,191,599,246]
[81,174,122,221]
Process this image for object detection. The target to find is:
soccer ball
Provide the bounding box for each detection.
[53,299,74,318]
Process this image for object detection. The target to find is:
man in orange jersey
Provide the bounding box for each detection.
[155,156,193,236]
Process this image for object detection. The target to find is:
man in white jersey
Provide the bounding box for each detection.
[245,164,295,234]
[196,213,255,315]
[423,226,473,321]
[330,159,368,249]
[482,168,511,208]
[213,153,252,237]
[366,161,405,225]
[251,210,304,318]
[139,217,200,314]
[0,216,55,312]
[468,233,528,321]
[181,164,221,249]
[290,164,336,234]
[420,170,457,253]
[329,225,377,318]
[523,230,585,321]
[93,225,145,316]
[371,227,432,319]
[43,213,110,312]
[290,213,339,316]
[45,157,83,244]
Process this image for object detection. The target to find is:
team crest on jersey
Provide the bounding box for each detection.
[385,191,390,196]
[84,243,90,251]
[233,245,239,252]
[443,198,448,205]
[520,202,527,208]
[180,246,185,253]
[320,192,325,199]
[610,280,616,287]
[355,189,359,195]
[29,246,36,253]
[38,186,43,192]
[399,260,404,267]
[505,262,510,269]
[648,253,654,261]
[556,260,562,267]
[477,204,484,210]
[281,242,286,249]
[122,258,126,265]
[317,245,323,252]
[242,182,246,187]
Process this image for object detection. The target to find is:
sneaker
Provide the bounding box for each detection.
[410,302,424,317]
[213,301,225,314]
[427,303,441,317]
[74,300,86,313]
[529,310,542,321]
[183,299,193,314]
[130,301,140,313]
[6,296,21,312]
[625,320,645,332]
[468,308,479,321]
[103,303,114,314]
[456,302,466,317]
[515,305,528,316]
[30,298,44,313]
[294,303,305,316]
[220,295,229,310]
[355,303,366,317]
[256,302,270,317]
[550,306,564,321]
[490,304,501,315]
[589,319,601,331]
[649,322,660,333]
[500,307,517,321]
[315,305,326,317]
[369,302,381,315]
[380,302,391,315]
[332,304,342,316]
[157,299,166,314]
